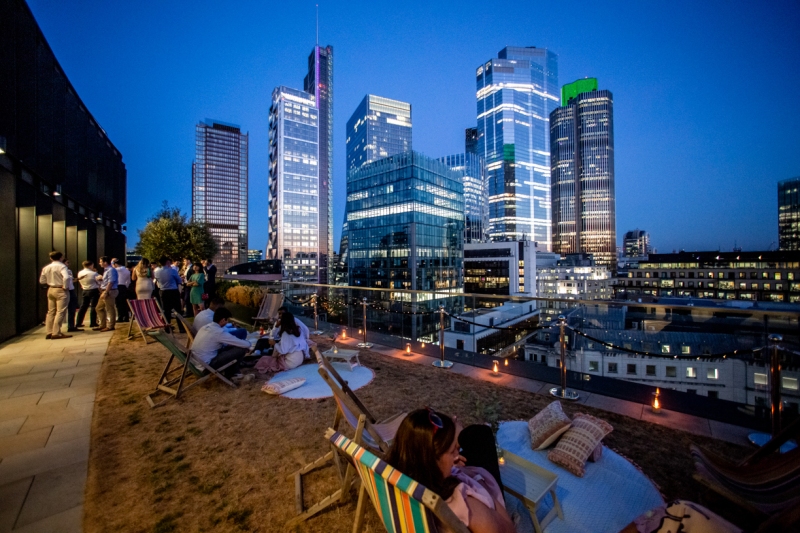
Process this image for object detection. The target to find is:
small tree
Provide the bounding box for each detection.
[135,202,218,264]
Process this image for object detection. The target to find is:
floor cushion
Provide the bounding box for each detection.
[528,400,572,450]
[548,413,613,477]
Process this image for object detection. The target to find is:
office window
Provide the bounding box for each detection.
[783,377,799,391]
[589,361,599,372]
[686,367,697,378]
[627,364,637,375]
[666,366,677,378]
[608,362,618,374]
[707,368,719,380]
[646,365,656,376]
[661,344,671,354]
[708,391,719,399]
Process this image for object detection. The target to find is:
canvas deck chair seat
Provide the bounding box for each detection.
[145,329,237,408]
[173,312,197,348]
[285,346,406,528]
[127,298,169,344]
[252,292,284,326]
[327,429,471,533]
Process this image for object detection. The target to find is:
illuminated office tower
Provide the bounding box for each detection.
[465,127,479,155]
[550,78,616,268]
[778,177,800,251]
[346,95,411,173]
[267,86,320,281]
[304,45,334,283]
[476,47,559,246]
[439,152,487,243]
[192,120,248,272]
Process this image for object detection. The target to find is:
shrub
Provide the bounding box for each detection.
[224,285,266,308]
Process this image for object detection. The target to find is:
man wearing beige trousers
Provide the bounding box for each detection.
[94,256,119,332]
[39,250,72,340]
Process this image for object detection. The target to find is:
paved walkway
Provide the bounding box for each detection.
[0,325,113,533]
[335,336,753,446]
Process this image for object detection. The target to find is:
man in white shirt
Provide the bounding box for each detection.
[63,259,82,333]
[194,297,247,339]
[39,250,71,339]
[190,308,252,376]
[94,256,119,332]
[112,258,131,323]
[76,260,100,328]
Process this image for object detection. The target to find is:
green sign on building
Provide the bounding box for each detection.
[561,78,598,106]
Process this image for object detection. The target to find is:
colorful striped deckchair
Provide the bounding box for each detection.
[326,429,471,533]
[127,298,169,344]
[172,312,197,348]
[145,329,237,408]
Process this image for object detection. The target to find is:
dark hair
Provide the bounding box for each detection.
[213,307,233,324]
[192,264,201,272]
[49,251,63,261]
[99,256,110,265]
[210,296,225,307]
[278,310,301,337]
[159,256,170,265]
[386,409,460,499]
[277,306,288,313]
[82,260,93,268]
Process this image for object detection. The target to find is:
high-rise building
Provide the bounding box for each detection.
[192,120,248,272]
[304,45,334,283]
[439,153,487,243]
[247,249,263,262]
[346,95,411,173]
[346,152,463,339]
[267,86,320,282]
[476,47,559,246]
[550,78,616,268]
[623,229,650,257]
[465,127,479,156]
[778,177,800,251]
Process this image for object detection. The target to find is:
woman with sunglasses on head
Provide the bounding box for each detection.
[386,408,516,533]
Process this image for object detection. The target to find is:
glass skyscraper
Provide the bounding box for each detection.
[476,46,559,246]
[267,86,320,281]
[192,120,248,272]
[550,78,616,268]
[303,45,333,284]
[778,177,800,250]
[346,95,412,173]
[439,153,487,243]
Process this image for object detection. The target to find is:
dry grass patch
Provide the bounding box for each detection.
[86,331,750,532]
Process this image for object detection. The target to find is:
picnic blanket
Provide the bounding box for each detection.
[266,362,374,400]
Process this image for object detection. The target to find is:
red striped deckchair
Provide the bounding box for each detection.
[127,298,169,344]
[326,429,470,533]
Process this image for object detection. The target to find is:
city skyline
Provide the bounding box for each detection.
[25,0,800,255]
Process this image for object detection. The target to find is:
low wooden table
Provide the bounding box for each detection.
[321,347,361,371]
[499,449,564,533]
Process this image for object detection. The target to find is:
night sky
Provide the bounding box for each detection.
[27,0,800,255]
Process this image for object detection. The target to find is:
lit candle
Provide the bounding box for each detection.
[359,329,363,335]
[652,388,661,413]
[493,360,499,374]
[498,456,505,465]
[405,343,411,354]
[421,342,425,348]
[504,358,509,366]
[342,329,347,339]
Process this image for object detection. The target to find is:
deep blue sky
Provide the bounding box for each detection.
[28,0,800,254]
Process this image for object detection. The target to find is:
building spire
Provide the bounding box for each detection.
[315,4,319,46]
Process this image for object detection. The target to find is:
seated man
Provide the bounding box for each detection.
[194,297,247,339]
[190,308,252,377]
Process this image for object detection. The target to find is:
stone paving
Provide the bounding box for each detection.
[0,325,113,533]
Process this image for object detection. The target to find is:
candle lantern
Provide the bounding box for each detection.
[421,342,426,348]
[342,329,347,339]
[504,358,509,366]
[652,388,662,413]
[405,343,411,354]
[492,360,499,374]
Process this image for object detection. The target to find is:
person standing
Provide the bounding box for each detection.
[202,258,217,309]
[154,257,185,333]
[39,251,72,340]
[64,259,82,333]
[180,258,193,317]
[187,264,206,317]
[76,260,100,328]
[94,256,119,332]
[132,258,155,299]
[113,258,131,322]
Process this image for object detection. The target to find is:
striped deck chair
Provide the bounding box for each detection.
[145,330,237,408]
[172,312,197,348]
[326,429,471,533]
[253,292,284,327]
[127,298,169,345]
[286,347,406,528]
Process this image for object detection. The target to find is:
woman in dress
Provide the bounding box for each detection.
[254,310,307,373]
[131,258,155,299]
[186,264,206,317]
[386,408,514,533]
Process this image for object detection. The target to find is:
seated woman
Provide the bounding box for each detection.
[254,310,307,373]
[386,408,515,533]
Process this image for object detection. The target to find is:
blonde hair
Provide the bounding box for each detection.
[135,258,151,277]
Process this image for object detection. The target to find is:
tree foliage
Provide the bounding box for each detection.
[135,202,218,263]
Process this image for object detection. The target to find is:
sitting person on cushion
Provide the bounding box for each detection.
[386,408,515,533]
[272,306,311,358]
[194,297,247,339]
[254,310,308,373]
[191,307,253,376]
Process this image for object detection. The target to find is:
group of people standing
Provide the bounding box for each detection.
[39,251,217,339]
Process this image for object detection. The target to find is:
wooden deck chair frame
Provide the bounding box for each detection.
[286,347,406,528]
[145,330,237,408]
[172,312,197,348]
[127,298,170,345]
[326,428,471,533]
[252,292,284,327]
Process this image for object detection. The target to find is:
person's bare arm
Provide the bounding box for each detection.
[465,495,515,533]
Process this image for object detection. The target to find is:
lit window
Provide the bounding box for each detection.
[783,377,799,391]
[686,367,697,378]
[681,345,691,354]
[661,344,671,354]
[707,368,719,380]
[589,361,599,372]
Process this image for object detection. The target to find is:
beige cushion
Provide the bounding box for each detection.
[548,413,613,476]
[261,377,306,395]
[528,401,572,450]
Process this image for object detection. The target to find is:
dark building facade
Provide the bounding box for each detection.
[778,177,800,251]
[550,78,616,268]
[304,45,334,283]
[0,0,127,342]
[614,251,800,303]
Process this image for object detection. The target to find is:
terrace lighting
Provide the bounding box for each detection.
[405,343,411,354]
[421,342,426,348]
[652,388,662,414]
[504,358,509,367]
[341,329,347,339]
[493,360,499,375]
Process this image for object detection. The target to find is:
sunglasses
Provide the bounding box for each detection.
[426,406,443,435]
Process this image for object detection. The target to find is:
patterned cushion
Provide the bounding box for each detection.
[528,401,572,450]
[261,377,306,395]
[548,413,613,476]
[588,443,603,462]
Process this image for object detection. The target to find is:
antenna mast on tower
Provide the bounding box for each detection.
[315,4,319,46]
